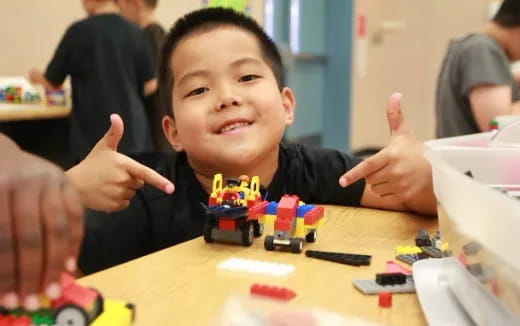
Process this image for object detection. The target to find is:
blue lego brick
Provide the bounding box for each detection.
[296,204,315,217]
[266,201,278,215]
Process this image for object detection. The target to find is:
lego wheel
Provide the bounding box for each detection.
[253,221,264,237]
[203,214,216,243]
[264,235,275,250]
[290,238,303,253]
[305,230,317,243]
[90,288,104,319]
[241,222,254,246]
[54,304,89,326]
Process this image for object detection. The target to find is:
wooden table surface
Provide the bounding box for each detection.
[78,205,438,326]
[0,103,70,122]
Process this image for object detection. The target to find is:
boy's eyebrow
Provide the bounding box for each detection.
[177,70,210,87]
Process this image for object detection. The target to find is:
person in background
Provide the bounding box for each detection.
[29,0,157,163]
[436,0,520,137]
[0,133,84,312]
[117,0,170,151]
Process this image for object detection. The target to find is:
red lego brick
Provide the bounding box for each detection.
[303,206,324,225]
[458,253,468,267]
[250,283,296,301]
[274,219,292,231]
[378,291,392,308]
[248,200,268,219]
[276,195,299,219]
[0,315,32,326]
[52,273,98,309]
[208,196,218,206]
[218,218,236,230]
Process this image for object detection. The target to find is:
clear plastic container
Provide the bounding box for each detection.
[425,147,520,321]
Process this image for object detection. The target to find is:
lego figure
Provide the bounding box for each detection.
[203,174,268,246]
[264,195,325,253]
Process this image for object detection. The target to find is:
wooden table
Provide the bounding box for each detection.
[78,206,437,326]
[0,103,70,122]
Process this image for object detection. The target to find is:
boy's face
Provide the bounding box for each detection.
[163,27,295,173]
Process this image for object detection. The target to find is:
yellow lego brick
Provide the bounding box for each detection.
[264,214,276,226]
[293,218,305,238]
[91,300,134,326]
[441,242,450,252]
[395,245,422,255]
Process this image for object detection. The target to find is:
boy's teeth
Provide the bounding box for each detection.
[220,122,249,133]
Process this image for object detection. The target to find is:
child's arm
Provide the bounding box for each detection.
[28,69,62,91]
[144,78,158,96]
[339,93,437,215]
[0,133,84,310]
[66,114,175,212]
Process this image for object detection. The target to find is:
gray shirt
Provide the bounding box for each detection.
[435,34,520,138]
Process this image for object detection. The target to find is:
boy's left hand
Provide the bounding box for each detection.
[339,93,435,215]
[67,114,175,212]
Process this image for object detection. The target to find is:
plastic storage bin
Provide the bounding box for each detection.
[423,147,520,324]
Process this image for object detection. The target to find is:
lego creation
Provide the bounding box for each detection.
[264,195,325,253]
[0,274,134,326]
[203,174,269,246]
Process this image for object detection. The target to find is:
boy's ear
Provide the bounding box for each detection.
[281,87,296,126]
[162,116,184,152]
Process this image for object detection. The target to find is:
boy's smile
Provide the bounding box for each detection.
[163,26,295,186]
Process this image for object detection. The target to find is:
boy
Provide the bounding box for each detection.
[0,133,83,311]
[436,0,520,137]
[117,0,170,151]
[78,7,436,274]
[29,0,157,163]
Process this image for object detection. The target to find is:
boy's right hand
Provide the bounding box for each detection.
[67,114,175,212]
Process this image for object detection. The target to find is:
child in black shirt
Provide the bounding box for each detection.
[78,7,436,273]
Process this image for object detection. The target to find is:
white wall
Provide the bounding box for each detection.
[0,0,264,76]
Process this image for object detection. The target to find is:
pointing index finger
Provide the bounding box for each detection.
[339,150,389,187]
[123,157,175,194]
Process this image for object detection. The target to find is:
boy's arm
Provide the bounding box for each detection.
[469,85,520,131]
[66,114,174,212]
[28,69,62,91]
[339,93,437,216]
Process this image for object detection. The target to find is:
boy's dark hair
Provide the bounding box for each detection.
[159,7,285,118]
[493,0,520,27]
[144,0,158,9]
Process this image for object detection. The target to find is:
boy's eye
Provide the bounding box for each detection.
[186,87,208,97]
[239,74,260,82]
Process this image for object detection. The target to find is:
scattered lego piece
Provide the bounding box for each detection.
[217,257,295,277]
[375,273,407,286]
[396,252,429,265]
[421,246,442,258]
[250,283,296,301]
[395,245,422,255]
[415,229,432,247]
[464,170,474,178]
[305,250,371,266]
[352,276,415,295]
[378,292,392,308]
[385,260,412,275]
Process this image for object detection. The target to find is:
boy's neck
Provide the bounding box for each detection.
[190,148,280,195]
[138,8,155,28]
[92,1,119,15]
[484,22,513,61]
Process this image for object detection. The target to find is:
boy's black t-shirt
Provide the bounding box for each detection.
[79,142,366,274]
[45,14,155,160]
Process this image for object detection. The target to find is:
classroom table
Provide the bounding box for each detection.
[0,103,70,122]
[78,205,438,326]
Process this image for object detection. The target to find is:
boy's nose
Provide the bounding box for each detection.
[216,94,243,111]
